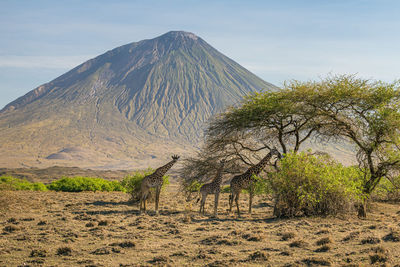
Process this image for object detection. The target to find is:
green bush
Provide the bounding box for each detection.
[221,175,272,195]
[271,152,364,217]
[185,180,203,193]
[47,176,125,192]
[250,174,273,195]
[0,176,48,191]
[120,168,170,203]
[221,185,230,193]
[373,176,400,202]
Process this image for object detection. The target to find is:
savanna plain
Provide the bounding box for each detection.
[1,182,400,267]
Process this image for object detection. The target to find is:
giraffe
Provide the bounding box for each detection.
[139,155,180,214]
[228,148,280,217]
[196,159,226,217]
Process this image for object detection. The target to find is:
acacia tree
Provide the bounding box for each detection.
[182,74,400,218]
[294,75,400,217]
[180,86,323,189]
[206,89,323,156]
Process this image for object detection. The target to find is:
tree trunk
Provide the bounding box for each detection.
[357,199,367,218]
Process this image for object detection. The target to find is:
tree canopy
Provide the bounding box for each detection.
[180,74,400,217]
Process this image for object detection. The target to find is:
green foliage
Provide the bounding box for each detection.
[120,168,170,203]
[294,75,400,197]
[47,176,125,192]
[271,152,364,217]
[221,175,272,195]
[372,176,400,202]
[251,174,273,195]
[221,185,230,193]
[0,176,48,191]
[185,180,203,193]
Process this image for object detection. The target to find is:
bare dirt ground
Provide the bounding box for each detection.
[1,185,400,266]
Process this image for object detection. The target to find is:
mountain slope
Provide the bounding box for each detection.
[0,31,276,169]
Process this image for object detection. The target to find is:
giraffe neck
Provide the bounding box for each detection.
[154,159,177,176]
[211,162,225,185]
[245,152,273,176]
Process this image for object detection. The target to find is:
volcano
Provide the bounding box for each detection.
[0,31,276,169]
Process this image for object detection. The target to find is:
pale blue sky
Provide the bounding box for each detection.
[1,0,400,109]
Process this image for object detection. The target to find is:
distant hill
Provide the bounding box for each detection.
[0,31,277,169]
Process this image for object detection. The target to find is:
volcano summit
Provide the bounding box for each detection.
[0,31,276,169]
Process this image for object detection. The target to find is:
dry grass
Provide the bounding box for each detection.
[1,185,400,266]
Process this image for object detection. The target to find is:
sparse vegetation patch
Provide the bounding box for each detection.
[121,168,169,203]
[47,176,125,192]
[0,175,47,191]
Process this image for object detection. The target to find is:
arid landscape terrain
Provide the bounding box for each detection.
[1,183,400,266]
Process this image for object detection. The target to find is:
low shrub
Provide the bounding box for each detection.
[185,180,203,193]
[221,175,272,195]
[372,176,400,202]
[271,152,363,217]
[120,168,169,203]
[221,185,230,193]
[0,176,48,191]
[47,176,125,192]
[251,174,273,195]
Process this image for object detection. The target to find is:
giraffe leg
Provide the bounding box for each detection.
[213,192,219,217]
[143,192,147,213]
[228,193,234,213]
[139,191,147,214]
[200,194,207,215]
[155,186,161,215]
[199,196,203,214]
[249,186,254,214]
[235,192,241,217]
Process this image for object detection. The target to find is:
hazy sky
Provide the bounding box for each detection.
[1,0,400,109]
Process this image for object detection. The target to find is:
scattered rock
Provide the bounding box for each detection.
[56,247,72,256]
[98,220,108,226]
[315,245,331,252]
[110,241,135,248]
[280,250,291,256]
[7,218,18,224]
[85,222,95,227]
[201,235,240,246]
[343,231,360,242]
[27,258,45,264]
[91,247,110,255]
[361,236,380,245]
[170,251,187,257]
[30,249,46,257]
[280,232,296,241]
[316,229,330,235]
[148,255,173,264]
[242,233,263,242]
[370,252,389,264]
[246,251,269,262]
[382,230,400,242]
[205,260,230,267]
[289,240,309,248]
[21,218,35,221]
[316,237,332,246]
[3,225,19,233]
[302,257,331,266]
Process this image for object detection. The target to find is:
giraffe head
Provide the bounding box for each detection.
[172,155,180,161]
[270,147,280,157]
